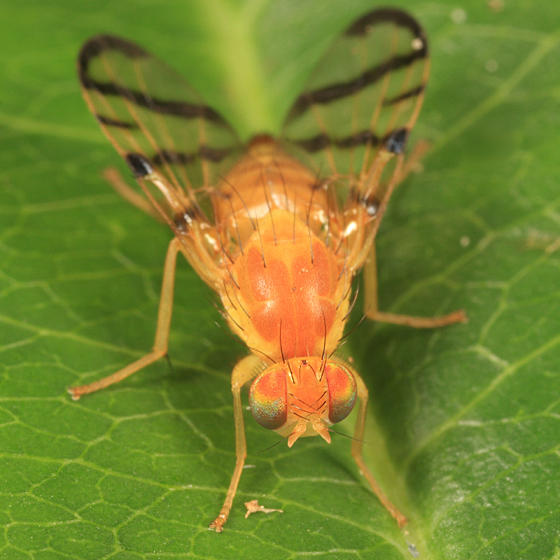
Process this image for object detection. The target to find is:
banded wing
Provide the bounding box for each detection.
[282,8,429,227]
[78,35,242,232]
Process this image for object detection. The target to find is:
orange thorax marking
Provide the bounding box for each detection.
[214,137,351,361]
[227,211,349,360]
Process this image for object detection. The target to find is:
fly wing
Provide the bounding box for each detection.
[281,8,429,209]
[78,35,242,232]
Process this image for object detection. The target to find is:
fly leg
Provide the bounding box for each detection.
[363,243,466,327]
[68,237,181,399]
[209,354,265,532]
[347,140,431,272]
[347,363,408,527]
[362,138,465,327]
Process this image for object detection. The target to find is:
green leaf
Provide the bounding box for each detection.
[1,1,558,559]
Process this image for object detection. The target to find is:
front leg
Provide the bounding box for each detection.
[209,354,265,532]
[346,362,408,527]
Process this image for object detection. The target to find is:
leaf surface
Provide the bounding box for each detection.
[1,1,558,559]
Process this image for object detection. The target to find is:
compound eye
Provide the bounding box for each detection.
[249,366,288,430]
[325,363,356,424]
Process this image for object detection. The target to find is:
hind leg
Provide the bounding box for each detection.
[363,243,466,328]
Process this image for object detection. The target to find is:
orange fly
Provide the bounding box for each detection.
[71,8,466,532]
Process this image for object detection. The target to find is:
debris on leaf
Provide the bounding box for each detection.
[244,500,283,519]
